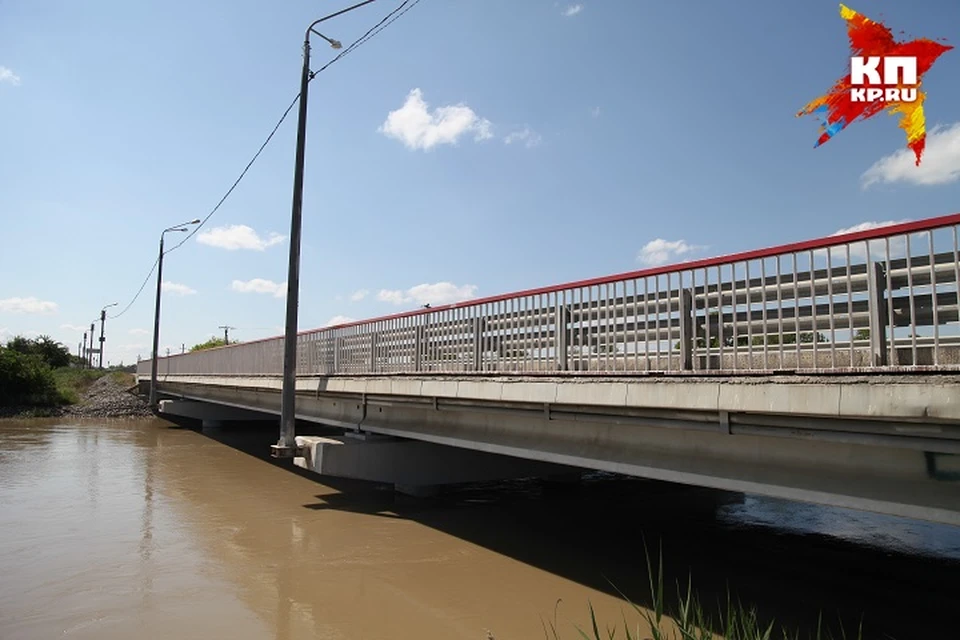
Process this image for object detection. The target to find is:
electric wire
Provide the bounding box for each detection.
[107,0,423,320]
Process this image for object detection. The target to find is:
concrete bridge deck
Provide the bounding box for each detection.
[143,372,960,525]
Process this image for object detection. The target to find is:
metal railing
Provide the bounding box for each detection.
[139,213,960,378]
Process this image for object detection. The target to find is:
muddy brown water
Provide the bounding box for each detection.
[0,418,957,640]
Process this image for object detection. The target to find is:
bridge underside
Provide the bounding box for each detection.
[143,374,960,526]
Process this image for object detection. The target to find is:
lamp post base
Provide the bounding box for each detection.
[270,443,304,459]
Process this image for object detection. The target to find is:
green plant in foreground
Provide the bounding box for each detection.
[534,541,864,640]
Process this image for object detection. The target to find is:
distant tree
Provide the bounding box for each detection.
[190,337,228,352]
[5,335,71,369]
[854,329,870,341]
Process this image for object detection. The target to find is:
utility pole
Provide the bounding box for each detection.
[275,0,377,459]
[218,325,236,345]
[81,333,87,368]
[97,303,118,369]
[78,341,83,368]
[98,310,106,369]
[88,323,96,368]
[181,343,185,354]
[149,219,200,410]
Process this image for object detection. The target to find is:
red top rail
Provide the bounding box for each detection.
[169,212,960,352]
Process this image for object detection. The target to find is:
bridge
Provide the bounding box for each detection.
[138,213,960,525]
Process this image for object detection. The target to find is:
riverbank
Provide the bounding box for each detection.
[0,370,152,419]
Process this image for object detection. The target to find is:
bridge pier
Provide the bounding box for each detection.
[293,433,579,495]
[157,400,275,429]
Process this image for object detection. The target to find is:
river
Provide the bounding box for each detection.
[0,418,957,639]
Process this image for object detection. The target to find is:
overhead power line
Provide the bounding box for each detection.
[108,0,424,320]
[109,256,159,319]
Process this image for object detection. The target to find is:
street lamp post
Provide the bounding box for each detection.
[149,219,201,410]
[98,302,118,369]
[273,0,376,458]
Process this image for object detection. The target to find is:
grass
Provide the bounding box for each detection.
[535,542,864,640]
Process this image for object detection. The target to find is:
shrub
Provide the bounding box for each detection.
[0,347,63,406]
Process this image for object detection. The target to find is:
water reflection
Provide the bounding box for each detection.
[0,419,957,640]
[718,494,960,561]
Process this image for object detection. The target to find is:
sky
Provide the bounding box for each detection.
[1,0,958,366]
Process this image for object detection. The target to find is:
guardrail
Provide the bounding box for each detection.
[139,213,960,377]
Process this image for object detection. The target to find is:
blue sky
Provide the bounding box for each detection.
[1,0,958,365]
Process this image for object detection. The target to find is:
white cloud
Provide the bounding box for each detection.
[504,127,542,148]
[0,66,21,86]
[129,328,150,335]
[230,278,286,298]
[822,219,912,261]
[0,296,58,314]
[161,281,197,296]
[196,224,285,251]
[862,123,960,187]
[563,4,583,16]
[831,220,906,237]
[60,323,87,332]
[591,106,601,118]
[377,282,478,306]
[379,88,493,151]
[324,315,356,327]
[349,289,369,302]
[637,239,703,266]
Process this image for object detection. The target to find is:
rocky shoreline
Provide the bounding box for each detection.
[0,374,154,420]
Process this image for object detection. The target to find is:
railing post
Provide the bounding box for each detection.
[369,332,378,373]
[867,261,889,367]
[679,288,694,371]
[557,304,570,371]
[473,317,483,372]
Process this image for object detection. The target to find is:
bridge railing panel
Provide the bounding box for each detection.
[141,214,960,377]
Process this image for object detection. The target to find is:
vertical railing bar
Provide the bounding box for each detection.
[792,253,800,368]
[668,274,677,371]
[954,227,960,347]
[715,266,724,371]
[906,233,918,365]
[929,230,940,366]
[699,268,708,372]
[759,258,768,369]
[560,290,569,372]
[845,244,855,367]
[826,245,836,369]
[579,287,587,372]
[809,250,818,369]
[541,293,548,371]
[603,282,611,372]
[653,276,662,371]
[884,238,895,366]
[731,263,739,372]
[629,279,638,372]
[747,261,756,368]
[775,255,784,369]
[617,280,627,371]
[506,297,513,371]
[641,279,650,371]
[511,298,519,372]
[522,297,530,372]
